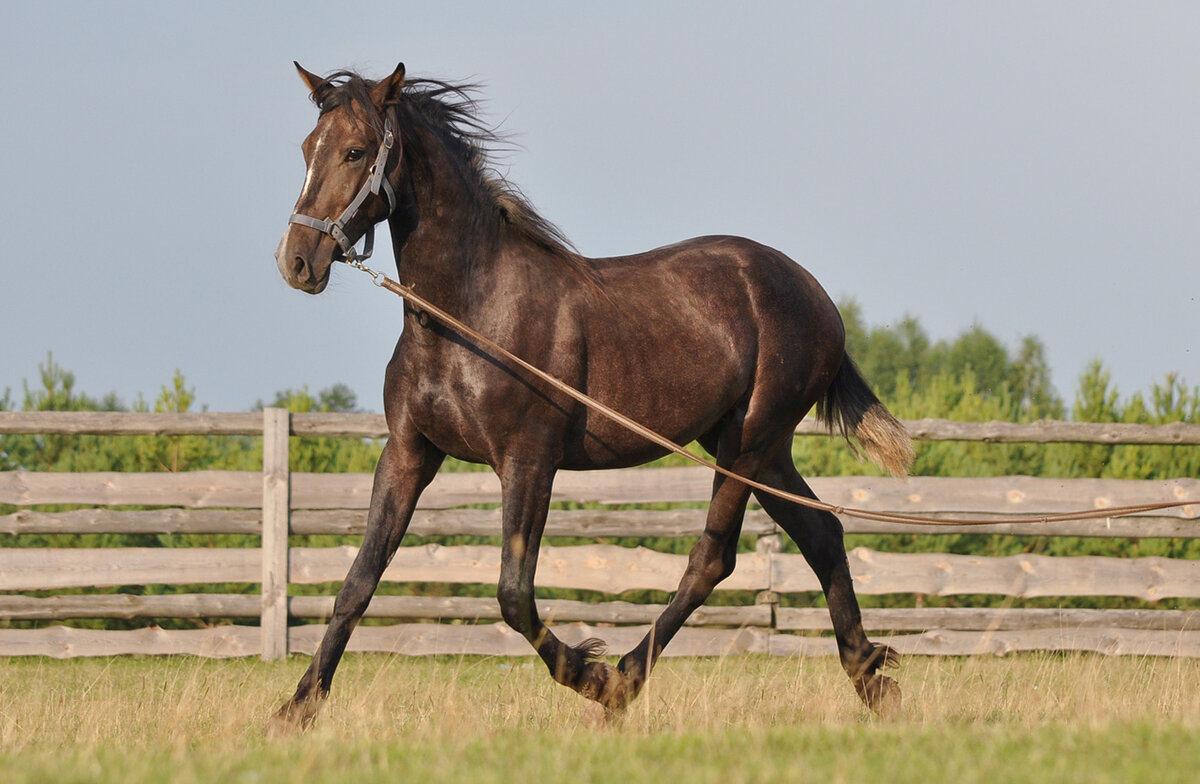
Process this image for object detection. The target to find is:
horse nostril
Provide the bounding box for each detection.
[291,255,308,280]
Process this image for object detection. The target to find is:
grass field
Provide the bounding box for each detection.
[2,652,1199,783]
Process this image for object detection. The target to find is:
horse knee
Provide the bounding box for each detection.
[709,547,738,586]
[496,577,533,631]
[679,546,736,601]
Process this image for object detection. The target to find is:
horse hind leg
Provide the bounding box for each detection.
[755,450,901,718]
[587,415,761,712]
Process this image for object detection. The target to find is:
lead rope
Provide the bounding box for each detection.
[344,257,1199,528]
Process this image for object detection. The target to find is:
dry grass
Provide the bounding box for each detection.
[2,652,1199,782]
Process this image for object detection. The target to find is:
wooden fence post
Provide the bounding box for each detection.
[261,407,291,661]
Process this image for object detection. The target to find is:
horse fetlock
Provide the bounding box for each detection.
[842,642,901,719]
[854,672,902,720]
[578,660,636,713]
[616,653,649,689]
[841,642,899,680]
[265,692,328,737]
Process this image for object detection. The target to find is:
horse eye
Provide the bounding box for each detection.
[345,148,365,162]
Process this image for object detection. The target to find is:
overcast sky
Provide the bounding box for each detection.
[2,2,1197,413]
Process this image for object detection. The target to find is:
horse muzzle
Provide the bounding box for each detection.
[275,225,333,294]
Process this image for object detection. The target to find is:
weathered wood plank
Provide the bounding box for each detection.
[0,544,769,593]
[289,412,388,439]
[769,629,1200,658]
[4,506,1195,539]
[0,470,263,508]
[836,514,1200,538]
[774,548,1200,600]
[0,625,261,658]
[900,418,1200,445]
[0,593,771,626]
[5,471,1195,523]
[0,594,262,620]
[0,623,767,659]
[0,411,264,436]
[7,623,1198,659]
[0,548,261,590]
[0,508,265,535]
[287,596,771,626]
[5,411,1198,445]
[302,508,1200,539]
[295,415,1200,445]
[260,408,290,661]
[6,595,1191,634]
[306,472,1200,520]
[291,544,772,593]
[809,475,1199,520]
[7,545,1200,599]
[776,607,1200,632]
[352,508,783,538]
[288,622,770,657]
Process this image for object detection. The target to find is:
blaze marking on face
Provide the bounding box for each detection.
[299,125,331,203]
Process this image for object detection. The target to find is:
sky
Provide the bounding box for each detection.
[2,2,1197,413]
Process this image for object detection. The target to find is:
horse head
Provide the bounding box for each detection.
[275,62,406,293]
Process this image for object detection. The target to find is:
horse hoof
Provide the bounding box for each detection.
[264,698,323,738]
[857,673,902,720]
[579,661,635,713]
[264,713,302,739]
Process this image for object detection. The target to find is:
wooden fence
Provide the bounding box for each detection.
[1,410,1198,660]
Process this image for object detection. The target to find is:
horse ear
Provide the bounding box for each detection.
[371,62,406,106]
[294,61,324,94]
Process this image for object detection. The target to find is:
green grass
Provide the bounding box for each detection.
[2,653,1199,783]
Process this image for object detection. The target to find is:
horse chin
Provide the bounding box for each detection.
[301,274,330,295]
[299,264,332,294]
[278,261,332,294]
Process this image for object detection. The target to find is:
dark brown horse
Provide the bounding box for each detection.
[270,62,912,731]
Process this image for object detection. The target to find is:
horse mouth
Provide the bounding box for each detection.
[276,255,332,294]
[296,272,331,294]
[276,229,335,294]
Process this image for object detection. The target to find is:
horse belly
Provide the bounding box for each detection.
[560,323,752,470]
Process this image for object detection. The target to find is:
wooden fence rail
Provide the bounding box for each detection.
[3,411,1200,444]
[1,410,1198,660]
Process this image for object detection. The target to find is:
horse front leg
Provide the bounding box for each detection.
[494,459,608,697]
[266,435,444,735]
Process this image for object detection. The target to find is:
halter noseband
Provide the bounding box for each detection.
[288,118,397,263]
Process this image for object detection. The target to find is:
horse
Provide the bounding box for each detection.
[270,62,913,732]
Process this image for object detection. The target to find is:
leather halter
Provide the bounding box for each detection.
[288,117,397,262]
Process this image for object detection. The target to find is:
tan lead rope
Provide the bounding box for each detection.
[347,259,1199,528]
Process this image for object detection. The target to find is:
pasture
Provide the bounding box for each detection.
[2,653,1199,783]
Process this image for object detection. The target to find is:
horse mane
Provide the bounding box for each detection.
[309,70,591,277]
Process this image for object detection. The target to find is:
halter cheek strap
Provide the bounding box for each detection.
[288,118,397,262]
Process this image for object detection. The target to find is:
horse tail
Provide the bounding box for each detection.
[816,354,914,477]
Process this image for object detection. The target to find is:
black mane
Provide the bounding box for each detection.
[309,70,580,262]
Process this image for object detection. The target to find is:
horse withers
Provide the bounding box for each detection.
[270,62,913,732]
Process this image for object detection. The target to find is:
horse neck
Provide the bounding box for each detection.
[386,125,502,315]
